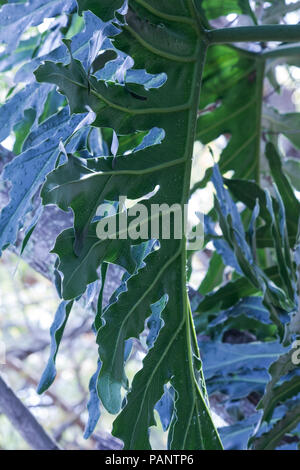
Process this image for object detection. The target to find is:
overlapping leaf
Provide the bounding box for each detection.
[196,44,263,180]
[37,300,73,394]
[0,110,89,253]
[0,0,76,54]
[202,155,300,450]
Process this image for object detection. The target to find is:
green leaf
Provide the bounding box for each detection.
[201,341,286,379]
[84,360,102,439]
[51,220,136,300]
[13,108,36,154]
[223,177,290,249]
[224,177,272,226]
[207,370,269,401]
[253,401,300,450]
[77,0,125,22]
[211,297,273,329]
[37,300,73,394]
[113,299,220,450]
[261,375,300,425]
[198,251,224,295]
[36,1,223,450]
[265,142,300,247]
[257,348,300,423]
[213,164,293,314]
[196,45,263,181]
[283,158,300,191]
[0,111,86,254]
[197,265,280,314]
[0,0,75,54]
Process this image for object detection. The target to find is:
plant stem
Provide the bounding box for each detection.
[262,42,300,59]
[207,25,300,44]
[0,374,60,450]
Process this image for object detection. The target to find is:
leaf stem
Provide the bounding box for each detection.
[207,25,300,44]
[261,42,300,59]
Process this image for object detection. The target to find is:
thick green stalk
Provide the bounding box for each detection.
[207,25,300,44]
[261,43,300,59]
[179,30,223,448]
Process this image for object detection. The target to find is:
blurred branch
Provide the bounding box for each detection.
[0,373,60,450]
[7,317,92,361]
[6,358,121,450]
[207,24,300,44]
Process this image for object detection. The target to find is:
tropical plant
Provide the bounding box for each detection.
[0,0,300,450]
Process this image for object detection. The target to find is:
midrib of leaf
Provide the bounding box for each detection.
[48,72,191,114]
[112,1,221,447]
[133,0,196,25]
[182,300,211,448]
[46,156,187,181]
[168,4,221,442]
[120,32,214,446]
[103,247,182,386]
[204,352,281,372]
[128,317,186,448]
[178,18,215,444]
[212,376,267,385]
[123,23,197,62]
